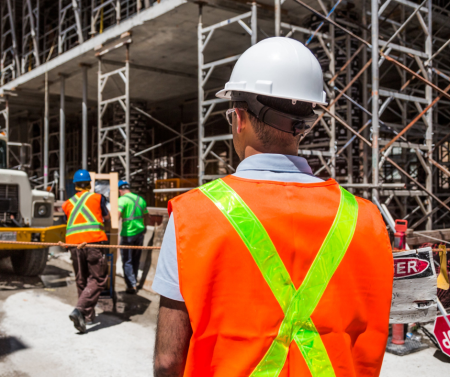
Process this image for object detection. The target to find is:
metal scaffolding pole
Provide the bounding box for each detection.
[59,75,66,200]
[371,0,379,201]
[82,64,88,170]
[44,72,49,187]
[97,37,132,181]
[197,3,256,184]
[330,20,336,179]
[125,44,131,183]
[274,0,281,37]
[197,5,204,186]
[425,0,433,229]
[0,97,9,167]
[361,0,369,198]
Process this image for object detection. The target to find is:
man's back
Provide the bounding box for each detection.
[168,174,393,376]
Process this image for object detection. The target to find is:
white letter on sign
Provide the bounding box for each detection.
[408,261,418,273]
[443,331,450,349]
[397,262,406,274]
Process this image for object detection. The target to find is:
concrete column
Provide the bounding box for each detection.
[371,0,380,201]
[44,72,49,187]
[59,75,66,200]
[81,65,88,170]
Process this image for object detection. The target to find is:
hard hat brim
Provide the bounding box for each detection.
[215,88,328,106]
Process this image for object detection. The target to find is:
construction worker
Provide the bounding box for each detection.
[62,169,110,333]
[152,37,393,376]
[118,180,149,294]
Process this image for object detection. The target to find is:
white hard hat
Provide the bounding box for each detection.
[216,37,326,105]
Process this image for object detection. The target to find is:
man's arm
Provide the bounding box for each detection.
[154,296,192,377]
[100,195,111,221]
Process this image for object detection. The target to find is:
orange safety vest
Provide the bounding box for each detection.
[168,176,393,377]
[62,191,108,244]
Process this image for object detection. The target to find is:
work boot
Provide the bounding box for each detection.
[69,308,86,333]
[126,287,136,294]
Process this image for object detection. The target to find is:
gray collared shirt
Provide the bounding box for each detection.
[152,154,323,301]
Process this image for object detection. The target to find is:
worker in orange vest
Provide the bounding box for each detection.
[152,38,393,376]
[62,169,110,333]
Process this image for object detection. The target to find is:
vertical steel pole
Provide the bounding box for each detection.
[26,0,41,67]
[425,0,433,229]
[59,75,66,200]
[44,72,49,187]
[329,20,336,179]
[125,44,131,183]
[82,64,88,170]
[371,0,379,201]
[346,34,353,192]
[97,59,102,174]
[58,0,63,55]
[4,98,9,168]
[198,5,204,185]
[251,2,257,46]
[361,0,369,198]
[6,0,21,77]
[274,0,281,37]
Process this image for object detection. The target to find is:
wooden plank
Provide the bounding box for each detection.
[406,228,450,246]
[89,172,119,293]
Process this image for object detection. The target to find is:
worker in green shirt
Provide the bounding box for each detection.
[118,180,149,294]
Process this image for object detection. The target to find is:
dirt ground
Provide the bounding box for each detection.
[0,250,449,377]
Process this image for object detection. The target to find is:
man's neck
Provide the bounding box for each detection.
[243,145,299,159]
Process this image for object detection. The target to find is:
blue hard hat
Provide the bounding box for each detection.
[73,169,91,183]
[118,180,129,188]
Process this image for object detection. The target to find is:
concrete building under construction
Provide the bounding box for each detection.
[0,0,449,238]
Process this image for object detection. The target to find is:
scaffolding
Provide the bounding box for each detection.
[0,0,449,231]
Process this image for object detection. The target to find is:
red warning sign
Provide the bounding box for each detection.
[433,315,450,357]
[393,258,430,279]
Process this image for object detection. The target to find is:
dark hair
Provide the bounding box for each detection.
[232,95,313,148]
[76,181,91,189]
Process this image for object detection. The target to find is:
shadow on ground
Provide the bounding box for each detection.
[0,336,28,359]
[0,257,74,291]
[433,350,450,363]
[85,291,151,333]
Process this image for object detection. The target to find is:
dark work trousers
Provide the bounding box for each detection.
[70,247,108,322]
[120,232,144,289]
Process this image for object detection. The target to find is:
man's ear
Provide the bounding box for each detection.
[235,109,246,134]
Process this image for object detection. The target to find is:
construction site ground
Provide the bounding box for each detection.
[0,248,449,377]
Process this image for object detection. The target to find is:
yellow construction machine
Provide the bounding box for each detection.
[0,133,66,276]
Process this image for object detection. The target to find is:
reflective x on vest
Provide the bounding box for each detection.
[122,193,145,222]
[200,179,358,377]
[66,192,105,236]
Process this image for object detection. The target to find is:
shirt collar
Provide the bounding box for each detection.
[235,154,314,175]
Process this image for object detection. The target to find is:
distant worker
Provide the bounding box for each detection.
[153,38,393,376]
[118,180,149,294]
[62,169,110,334]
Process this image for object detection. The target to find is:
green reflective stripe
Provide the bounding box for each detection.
[200,179,358,377]
[200,178,295,312]
[66,224,105,235]
[67,192,91,228]
[123,193,145,222]
[67,192,104,235]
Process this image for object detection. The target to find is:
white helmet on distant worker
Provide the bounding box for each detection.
[216,37,326,105]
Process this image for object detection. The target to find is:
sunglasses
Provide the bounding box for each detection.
[226,108,247,126]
